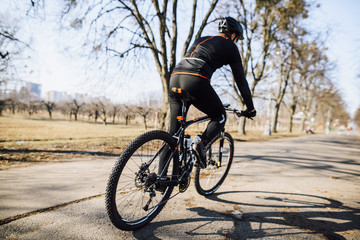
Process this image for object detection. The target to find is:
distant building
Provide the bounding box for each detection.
[1,80,42,99]
[46,91,63,102]
[74,93,93,104]
[25,82,41,98]
[45,91,95,103]
[45,90,72,102]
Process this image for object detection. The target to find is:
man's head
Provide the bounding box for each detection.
[218,17,244,43]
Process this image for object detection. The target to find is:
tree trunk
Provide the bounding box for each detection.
[238,117,246,135]
[300,116,306,132]
[159,73,170,130]
[74,110,78,121]
[272,102,280,133]
[288,104,296,133]
[143,116,147,129]
[0,100,4,116]
[46,108,52,119]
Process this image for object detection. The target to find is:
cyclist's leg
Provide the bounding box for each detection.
[158,75,190,175]
[168,74,226,146]
[187,78,226,146]
[168,77,184,136]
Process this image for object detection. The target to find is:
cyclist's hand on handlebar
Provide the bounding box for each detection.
[242,109,257,119]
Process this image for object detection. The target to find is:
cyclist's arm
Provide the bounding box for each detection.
[230,61,255,110]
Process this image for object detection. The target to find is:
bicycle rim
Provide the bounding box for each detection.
[105,130,178,230]
[194,132,234,196]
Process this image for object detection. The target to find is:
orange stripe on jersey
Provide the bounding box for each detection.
[190,36,215,58]
[171,72,210,81]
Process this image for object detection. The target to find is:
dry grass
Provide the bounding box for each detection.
[0,117,148,169]
[0,117,146,142]
[0,116,305,170]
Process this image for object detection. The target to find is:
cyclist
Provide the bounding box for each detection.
[168,16,256,169]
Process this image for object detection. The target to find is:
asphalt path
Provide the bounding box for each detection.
[0,132,359,239]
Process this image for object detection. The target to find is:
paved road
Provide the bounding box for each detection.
[1,133,359,239]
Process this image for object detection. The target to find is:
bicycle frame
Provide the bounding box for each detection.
[157,87,245,186]
[155,90,210,182]
[105,88,249,230]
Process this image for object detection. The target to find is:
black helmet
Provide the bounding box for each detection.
[218,17,244,40]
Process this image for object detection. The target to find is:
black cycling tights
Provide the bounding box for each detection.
[168,74,226,146]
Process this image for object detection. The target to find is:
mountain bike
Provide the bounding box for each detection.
[105,87,251,231]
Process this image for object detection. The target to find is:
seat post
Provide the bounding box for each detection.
[181,101,187,120]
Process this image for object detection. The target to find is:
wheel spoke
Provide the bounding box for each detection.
[194,133,234,196]
[105,130,179,230]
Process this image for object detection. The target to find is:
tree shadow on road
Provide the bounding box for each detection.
[205,190,360,240]
[131,190,359,239]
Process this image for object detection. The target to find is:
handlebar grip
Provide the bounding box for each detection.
[236,110,253,120]
[225,108,253,120]
[236,110,243,117]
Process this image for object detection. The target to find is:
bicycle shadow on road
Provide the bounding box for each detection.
[204,190,360,240]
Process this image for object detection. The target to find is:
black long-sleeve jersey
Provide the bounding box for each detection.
[172,35,254,110]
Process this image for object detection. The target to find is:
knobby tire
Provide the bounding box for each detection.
[105,130,178,231]
[194,132,234,196]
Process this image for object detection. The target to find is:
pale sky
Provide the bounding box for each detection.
[1,0,359,115]
[310,0,360,116]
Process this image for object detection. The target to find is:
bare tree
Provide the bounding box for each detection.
[7,97,19,115]
[230,0,311,134]
[270,0,311,133]
[316,82,349,132]
[123,105,136,125]
[0,13,31,88]
[135,105,151,129]
[81,103,94,121]
[284,40,313,132]
[59,101,72,119]
[133,97,158,130]
[42,101,56,119]
[109,103,122,124]
[71,99,84,121]
[25,100,40,117]
[59,99,84,120]
[232,0,281,134]
[92,99,111,125]
[62,0,219,130]
[295,40,331,131]
[287,68,302,133]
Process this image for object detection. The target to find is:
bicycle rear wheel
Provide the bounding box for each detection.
[105,130,179,230]
[194,132,234,196]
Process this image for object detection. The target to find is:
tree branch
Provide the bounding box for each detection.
[194,0,219,40]
[169,0,178,72]
[181,0,197,57]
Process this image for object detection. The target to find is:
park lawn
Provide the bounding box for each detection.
[0,116,305,169]
[0,117,148,169]
[0,117,146,142]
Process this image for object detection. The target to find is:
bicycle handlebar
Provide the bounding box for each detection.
[224,104,253,120]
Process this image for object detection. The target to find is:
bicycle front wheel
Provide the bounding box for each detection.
[105,130,179,231]
[194,132,234,196]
